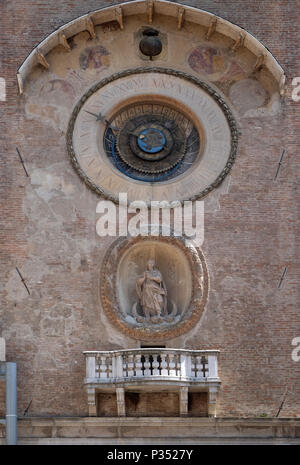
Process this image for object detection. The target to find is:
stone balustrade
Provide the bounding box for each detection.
[83,349,220,417]
[84,348,219,381]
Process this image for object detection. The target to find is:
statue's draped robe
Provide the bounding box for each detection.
[136,269,167,317]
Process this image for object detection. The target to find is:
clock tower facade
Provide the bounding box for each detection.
[0,0,299,444]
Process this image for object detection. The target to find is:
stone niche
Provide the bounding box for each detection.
[188,392,208,417]
[117,240,192,325]
[100,235,208,341]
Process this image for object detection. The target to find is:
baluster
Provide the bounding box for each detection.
[144,354,151,376]
[201,355,208,378]
[191,355,196,377]
[107,355,113,379]
[149,354,154,375]
[196,355,203,378]
[157,354,162,375]
[134,353,143,377]
[168,352,176,377]
[178,354,182,376]
[160,353,168,376]
[123,354,128,378]
[141,355,146,376]
[95,356,100,378]
[127,353,134,377]
[174,354,180,376]
[152,353,160,375]
[99,355,107,379]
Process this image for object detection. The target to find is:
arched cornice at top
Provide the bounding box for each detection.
[17,0,285,94]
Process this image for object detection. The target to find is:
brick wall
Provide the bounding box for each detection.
[0,0,299,419]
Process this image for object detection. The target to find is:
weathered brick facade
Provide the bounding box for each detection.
[0,0,299,433]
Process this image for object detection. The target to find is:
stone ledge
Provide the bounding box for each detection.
[0,417,299,444]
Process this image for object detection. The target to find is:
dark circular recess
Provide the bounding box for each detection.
[104,103,199,182]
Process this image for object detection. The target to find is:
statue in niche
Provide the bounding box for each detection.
[136,259,167,319]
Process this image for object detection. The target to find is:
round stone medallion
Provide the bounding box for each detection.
[67,68,238,204]
[100,235,209,341]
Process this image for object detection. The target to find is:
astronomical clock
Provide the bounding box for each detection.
[11,0,287,425]
[18,0,283,342]
[67,66,237,203]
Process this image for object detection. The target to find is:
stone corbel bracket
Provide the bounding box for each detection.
[177,7,185,30]
[35,48,49,69]
[231,32,245,52]
[253,53,265,72]
[115,6,124,30]
[16,0,285,95]
[147,0,154,24]
[205,17,217,40]
[85,16,96,40]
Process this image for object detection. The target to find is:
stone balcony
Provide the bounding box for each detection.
[84,349,220,417]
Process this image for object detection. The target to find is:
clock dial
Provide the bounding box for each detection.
[104,102,200,182]
[67,69,237,204]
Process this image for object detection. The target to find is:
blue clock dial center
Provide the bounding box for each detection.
[137,128,166,154]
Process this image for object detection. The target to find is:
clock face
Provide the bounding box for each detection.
[104,102,200,183]
[67,69,237,204]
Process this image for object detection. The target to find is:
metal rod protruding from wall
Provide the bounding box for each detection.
[6,362,17,445]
